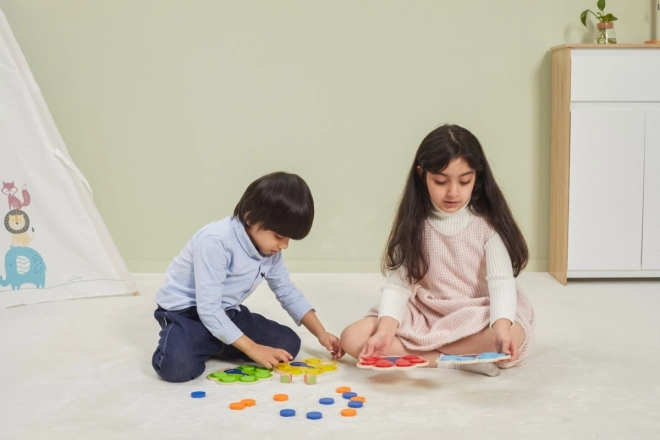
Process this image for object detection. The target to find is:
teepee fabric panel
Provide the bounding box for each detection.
[0,9,137,308]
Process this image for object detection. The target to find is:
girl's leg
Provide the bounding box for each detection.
[439,322,526,361]
[340,317,378,358]
[434,323,526,377]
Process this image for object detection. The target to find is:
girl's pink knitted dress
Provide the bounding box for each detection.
[368,216,535,367]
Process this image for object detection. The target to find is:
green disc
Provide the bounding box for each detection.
[239,375,258,383]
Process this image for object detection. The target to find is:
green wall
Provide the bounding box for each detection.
[0,1,653,272]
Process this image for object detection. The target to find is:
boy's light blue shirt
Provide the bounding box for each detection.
[154,216,313,345]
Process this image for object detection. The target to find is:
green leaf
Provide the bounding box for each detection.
[580,10,588,26]
[597,0,605,12]
[603,13,618,22]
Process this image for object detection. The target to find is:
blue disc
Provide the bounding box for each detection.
[477,352,506,359]
[382,356,399,362]
[439,355,460,361]
[190,391,206,398]
[290,362,308,367]
[280,409,296,417]
[224,369,246,375]
[456,356,476,361]
[319,397,335,405]
[342,392,357,399]
[348,400,363,408]
[306,411,323,420]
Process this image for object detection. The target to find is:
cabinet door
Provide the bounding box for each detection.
[568,108,645,271]
[643,110,660,270]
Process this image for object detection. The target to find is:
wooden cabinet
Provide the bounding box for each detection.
[549,44,660,284]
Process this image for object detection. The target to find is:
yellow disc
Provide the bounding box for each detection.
[290,367,303,375]
[320,365,337,372]
[304,367,321,374]
[275,364,291,371]
[304,358,322,365]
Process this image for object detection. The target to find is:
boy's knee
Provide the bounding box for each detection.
[280,327,301,358]
[152,350,204,383]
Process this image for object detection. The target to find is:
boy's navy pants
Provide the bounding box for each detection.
[151,305,301,383]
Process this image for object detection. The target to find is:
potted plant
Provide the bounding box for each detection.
[580,0,618,44]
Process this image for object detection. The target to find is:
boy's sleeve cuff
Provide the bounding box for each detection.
[286,297,315,325]
[213,322,244,345]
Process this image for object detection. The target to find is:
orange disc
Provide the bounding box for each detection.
[229,402,245,410]
[241,399,256,407]
[335,386,351,393]
[273,394,289,402]
[341,408,357,417]
[350,396,366,403]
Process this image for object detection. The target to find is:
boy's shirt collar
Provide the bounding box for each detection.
[231,216,263,260]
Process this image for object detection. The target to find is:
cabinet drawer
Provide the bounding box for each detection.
[571,49,660,102]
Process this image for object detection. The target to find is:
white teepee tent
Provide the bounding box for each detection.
[0,9,137,308]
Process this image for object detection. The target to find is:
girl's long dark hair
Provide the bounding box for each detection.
[383,124,528,283]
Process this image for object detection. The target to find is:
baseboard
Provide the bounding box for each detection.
[127,259,549,273]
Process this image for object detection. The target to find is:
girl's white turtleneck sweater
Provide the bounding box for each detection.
[379,201,518,328]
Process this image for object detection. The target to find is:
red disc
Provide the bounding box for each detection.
[375,360,393,368]
[362,357,381,363]
[360,359,377,366]
[403,355,421,360]
[408,357,427,364]
[395,359,412,367]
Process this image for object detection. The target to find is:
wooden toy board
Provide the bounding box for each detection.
[274,358,339,375]
[207,365,274,386]
[437,352,511,364]
[207,358,339,385]
[356,355,429,371]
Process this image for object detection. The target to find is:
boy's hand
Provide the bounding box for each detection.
[300,311,344,359]
[244,343,293,369]
[317,331,344,359]
[492,319,519,364]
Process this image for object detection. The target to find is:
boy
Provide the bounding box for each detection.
[152,172,343,382]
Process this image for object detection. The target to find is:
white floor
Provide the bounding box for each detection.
[1,272,659,439]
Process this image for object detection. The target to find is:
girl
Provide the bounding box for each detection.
[341,124,534,377]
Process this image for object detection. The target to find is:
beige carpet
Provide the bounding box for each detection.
[1,273,659,439]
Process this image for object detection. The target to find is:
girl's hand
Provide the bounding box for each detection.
[318,331,344,359]
[244,343,293,369]
[492,319,519,363]
[359,331,395,359]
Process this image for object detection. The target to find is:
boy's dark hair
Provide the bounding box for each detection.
[383,124,529,283]
[234,172,314,240]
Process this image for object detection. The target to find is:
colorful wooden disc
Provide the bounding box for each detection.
[341,408,357,417]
